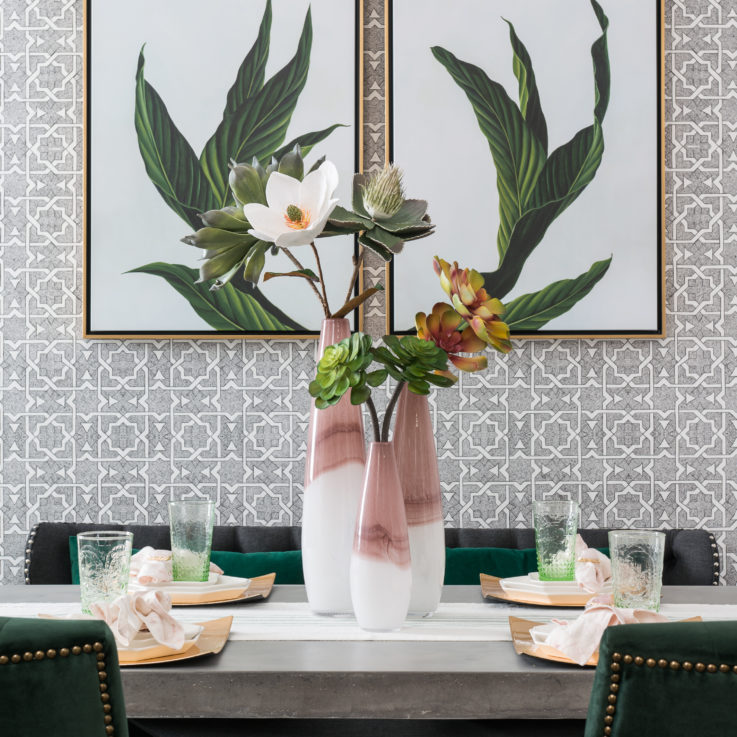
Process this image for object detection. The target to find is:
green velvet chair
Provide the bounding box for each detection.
[585,620,737,737]
[0,616,129,737]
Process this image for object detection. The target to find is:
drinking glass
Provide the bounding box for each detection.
[609,530,665,611]
[169,500,216,581]
[77,531,134,614]
[533,500,579,581]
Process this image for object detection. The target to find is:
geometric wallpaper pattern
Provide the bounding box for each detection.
[1,0,736,584]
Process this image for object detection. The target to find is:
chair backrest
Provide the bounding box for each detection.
[585,619,737,737]
[24,522,719,586]
[0,616,128,737]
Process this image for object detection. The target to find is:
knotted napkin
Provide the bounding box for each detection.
[574,535,612,593]
[90,590,185,649]
[531,594,668,665]
[130,546,223,585]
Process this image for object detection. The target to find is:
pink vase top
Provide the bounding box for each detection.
[353,442,411,568]
[304,319,366,484]
[393,386,442,527]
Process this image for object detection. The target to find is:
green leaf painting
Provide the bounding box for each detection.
[131,0,345,332]
[432,0,612,331]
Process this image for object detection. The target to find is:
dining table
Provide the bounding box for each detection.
[1,584,736,721]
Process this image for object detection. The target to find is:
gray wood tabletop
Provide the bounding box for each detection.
[1,584,735,720]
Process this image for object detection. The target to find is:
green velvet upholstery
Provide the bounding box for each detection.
[0,616,128,737]
[585,620,737,737]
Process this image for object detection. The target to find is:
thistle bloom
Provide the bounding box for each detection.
[243,160,339,248]
[416,303,488,373]
[433,257,512,353]
[361,164,404,220]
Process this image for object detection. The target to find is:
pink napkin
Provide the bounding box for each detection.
[130,547,223,585]
[575,535,612,593]
[90,590,185,649]
[531,594,668,665]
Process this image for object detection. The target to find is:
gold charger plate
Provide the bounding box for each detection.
[509,615,703,668]
[171,572,276,606]
[119,616,233,667]
[480,573,596,607]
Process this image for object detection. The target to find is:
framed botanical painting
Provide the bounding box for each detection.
[84,0,360,338]
[388,0,665,338]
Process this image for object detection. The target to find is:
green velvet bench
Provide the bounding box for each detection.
[25,522,720,586]
[0,616,128,737]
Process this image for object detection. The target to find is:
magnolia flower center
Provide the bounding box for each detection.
[284,204,311,230]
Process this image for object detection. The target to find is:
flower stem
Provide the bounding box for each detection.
[310,242,332,317]
[341,247,365,310]
[282,247,330,318]
[381,381,405,443]
[365,395,381,443]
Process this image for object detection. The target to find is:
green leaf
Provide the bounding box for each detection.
[481,2,610,299]
[376,199,429,232]
[263,268,319,283]
[502,257,612,331]
[504,19,547,153]
[350,385,371,405]
[431,45,546,261]
[128,263,300,331]
[362,227,404,255]
[269,124,348,164]
[200,9,314,207]
[328,205,374,230]
[134,49,216,230]
[358,233,393,261]
[365,369,388,388]
[223,0,271,115]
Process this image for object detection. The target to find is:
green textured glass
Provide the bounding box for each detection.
[533,500,579,581]
[77,531,133,614]
[609,530,665,611]
[169,500,215,582]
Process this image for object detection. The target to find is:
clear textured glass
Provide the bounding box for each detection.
[533,500,579,581]
[609,530,665,611]
[169,500,215,581]
[77,531,133,614]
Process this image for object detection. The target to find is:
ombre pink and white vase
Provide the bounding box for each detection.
[303,319,366,615]
[350,442,412,631]
[393,385,445,616]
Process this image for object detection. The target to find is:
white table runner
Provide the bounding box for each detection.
[1,600,736,642]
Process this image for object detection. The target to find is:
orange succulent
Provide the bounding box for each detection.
[416,303,488,374]
[433,257,512,353]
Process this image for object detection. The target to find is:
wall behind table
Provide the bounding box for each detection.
[0,0,734,584]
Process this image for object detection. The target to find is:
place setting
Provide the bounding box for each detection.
[40,500,276,667]
[488,500,702,667]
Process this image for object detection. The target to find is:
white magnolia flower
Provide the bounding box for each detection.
[243,160,339,248]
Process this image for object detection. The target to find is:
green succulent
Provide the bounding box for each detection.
[371,335,455,395]
[308,333,386,409]
[322,166,435,261]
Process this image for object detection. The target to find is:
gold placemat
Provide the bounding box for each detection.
[119,616,233,666]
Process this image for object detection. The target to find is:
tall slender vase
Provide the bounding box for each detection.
[350,442,412,631]
[393,385,445,616]
[303,318,366,614]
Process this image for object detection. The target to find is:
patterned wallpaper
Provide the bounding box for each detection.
[0,0,735,584]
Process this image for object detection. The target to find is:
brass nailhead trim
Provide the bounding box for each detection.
[0,641,116,737]
[601,650,737,737]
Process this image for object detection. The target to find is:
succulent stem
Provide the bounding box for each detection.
[381,381,405,443]
[365,395,381,443]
